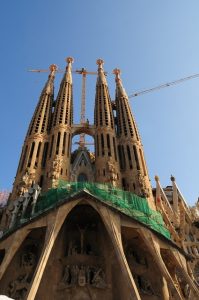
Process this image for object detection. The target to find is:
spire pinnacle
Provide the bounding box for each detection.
[96,58,104,69]
[113,68,128,98]
[42,64,57,95]
[113,68,121,82]
[49,64,58,75]
[96,58,107,85]
[65,56,74,84]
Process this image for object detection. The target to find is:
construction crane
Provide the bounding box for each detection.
[128,73,199,98]
[29,66,199,133]
[28,66,100,148]
[29,66,199,100]
[74,68,97,147]
[73,141,94,146]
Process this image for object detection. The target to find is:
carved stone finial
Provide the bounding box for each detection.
[66,57,74,64]
[171,175,175,182]
[49,64,58,73]
[96,59,104,68]
[113,68,121,75]
[113,68,121,82]
[154,175,159,182]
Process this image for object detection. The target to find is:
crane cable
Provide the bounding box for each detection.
[128,73,199,98]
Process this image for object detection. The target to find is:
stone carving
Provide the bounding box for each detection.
[137,171,150,197]
[59,265,106,289]
[18,168,36,196]
[127,247,148,276]
[8,274,29,299]
[50,155,63,188]
[8,200,23,229]
[8,247,37,299]
[183,283,190,298]
[71,265,79,285]
[21,184,41,216]
[138,276,154,295]
[194,262,199,284]
[68,241,78,256]
[21,251,37,268]
[6,184,41,229]
[77,225,88,254]
[67,224,95,256]
[62,265,70,286]
[4,202,15,229]
[78,266,86,286]
[89,152,95,163]
[191,199,199,220]
[175,268,191,298]
[92,268,106,289]
[106,159,117,187]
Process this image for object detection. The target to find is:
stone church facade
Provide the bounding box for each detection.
[0,57,199,299]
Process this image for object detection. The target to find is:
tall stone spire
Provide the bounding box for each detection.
[52,57,74,128]
[46,57,74,189]
[113,69,155,208]
[94,59,120,187]
[11,65,57,200]
[28,64,57,136]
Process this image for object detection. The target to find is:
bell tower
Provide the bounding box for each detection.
[11,64,57,200]
[113,68,154,208]
[94,59,120,187]
[45,57,74,189]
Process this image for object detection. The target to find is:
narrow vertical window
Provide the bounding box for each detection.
[118,145,126,170]
[127,145,133,169]
[39,175,44,188]
[96,135,99,157]
[121,145,126,169]
[41,142,49,168]
[113,137,117,161]
[133,145,140,170]
[35,141,42,167]
[27,142,35,167]
[67,133,71,157]
[56,132,61,155]
[49,135,54,158]
[62,132,66,155]
[101,134,104,156]
[139,149,147,176]
[36,142,41,158]
[122,178,126,190]
[107,134,111,156]
[20,145,28,172]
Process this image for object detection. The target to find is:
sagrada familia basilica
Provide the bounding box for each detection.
[0,57,199,299]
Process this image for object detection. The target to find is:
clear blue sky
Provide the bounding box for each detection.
[0,1,199,205]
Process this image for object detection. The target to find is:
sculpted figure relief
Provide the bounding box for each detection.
[137,171,150,197]
[106,159,117,187]
[62,265,70,286]
[50,155,63,188]
[7,184,41,230]
[8,274,29,300]
[71,265,79,285]
[18,168,36,196]
[92,268,106,289]
[191,199,199,220]
[21,251,36,268]
[8,246,38,299]
[138,276,154,295]
[60,264,106,289]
